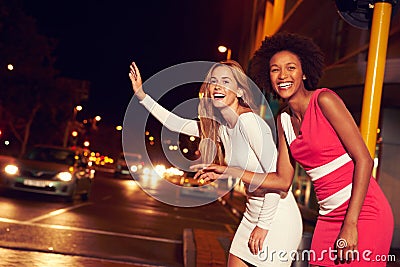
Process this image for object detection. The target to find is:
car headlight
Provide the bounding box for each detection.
[55,172,73,182]
[130,165,138,172]
[4,164,19,175]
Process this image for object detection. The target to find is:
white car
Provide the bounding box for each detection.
[1,145,95,201]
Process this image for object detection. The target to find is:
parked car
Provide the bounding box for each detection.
[114,152,143,178]
[1,145,95,201]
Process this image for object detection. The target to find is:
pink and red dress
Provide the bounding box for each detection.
[280,88,394,266]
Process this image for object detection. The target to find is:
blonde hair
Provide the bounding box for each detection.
[198,60,258,165]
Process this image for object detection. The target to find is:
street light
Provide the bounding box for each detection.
[63,105,83,147]
[218,45,231,60]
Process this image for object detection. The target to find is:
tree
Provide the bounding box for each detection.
[0,0,74,156]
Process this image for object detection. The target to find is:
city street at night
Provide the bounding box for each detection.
[0,170,239,267]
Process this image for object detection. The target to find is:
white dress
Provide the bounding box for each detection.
[140,95,302,266]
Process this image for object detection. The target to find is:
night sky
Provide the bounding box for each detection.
[20,1,230,125]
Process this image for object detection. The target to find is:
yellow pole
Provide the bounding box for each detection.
[360,1,392,158]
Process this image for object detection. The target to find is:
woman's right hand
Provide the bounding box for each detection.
[129,62,146,101]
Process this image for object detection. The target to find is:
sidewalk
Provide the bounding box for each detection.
[183,190,318,267]
[183,190,400,266]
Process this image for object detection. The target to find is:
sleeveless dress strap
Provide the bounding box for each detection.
[280,112,296,146]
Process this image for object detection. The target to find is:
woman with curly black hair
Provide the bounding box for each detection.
[195,32,394,266]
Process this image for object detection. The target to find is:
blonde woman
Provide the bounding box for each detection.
[129,60,302,266]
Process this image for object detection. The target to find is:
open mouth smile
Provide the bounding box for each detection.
[213,93,226,99]
[278,82,293,89]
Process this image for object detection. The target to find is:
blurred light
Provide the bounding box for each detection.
[165,167,184,176]
[164,139,171,145]
[294,189,301,197]
[377,128,380,134]
[218,45,231,60]
[7,64,14,71]
[83,141,90,147]
[75,105,83,111]
[71,131,78,137]
[0,130,2,136]
[218,45,228,53]
[145,131,150,136]
[189,136,196,141]
[95,116,101,121]
[4,140,10,145]
[149,141,154,146]
[173,145,178,150]
[5,165,18,175]
[149,136,154,141]
[155,164,166,176]
[143,167,151,175]
[182,148,189,153]
[116,125,122,131]
[130,165,138,172]
[56,172,72,182]
[169,145,174,150]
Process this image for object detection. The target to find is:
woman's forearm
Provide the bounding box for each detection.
[227,167,292,192]
[343,157,373,226]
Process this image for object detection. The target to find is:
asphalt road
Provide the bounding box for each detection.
[0,170,239,267]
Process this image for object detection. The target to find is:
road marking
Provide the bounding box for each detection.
[26,202,93,223]
[0,217,182,244]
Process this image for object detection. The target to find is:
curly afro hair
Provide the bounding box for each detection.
[249,32,325,94]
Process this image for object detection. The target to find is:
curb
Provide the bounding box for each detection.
[183,229,195,267]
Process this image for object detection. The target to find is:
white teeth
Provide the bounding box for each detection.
[278,82,293,89]
[213,93,225,98]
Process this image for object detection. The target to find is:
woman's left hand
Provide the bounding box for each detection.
[335,224,358,263]
[248,226,268,255]
[190,163,229,182]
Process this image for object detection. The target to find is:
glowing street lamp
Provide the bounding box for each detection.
[63,105,83,147]
[7,64,14,71]
[218,45,231,60]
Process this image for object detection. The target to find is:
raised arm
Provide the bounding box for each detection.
[129,62,199,137]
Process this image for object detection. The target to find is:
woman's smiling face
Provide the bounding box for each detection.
[208,65,241,110]
[269,50,305,99]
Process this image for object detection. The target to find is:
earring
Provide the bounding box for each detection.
[237,88,244,98]
[302,75,306,80]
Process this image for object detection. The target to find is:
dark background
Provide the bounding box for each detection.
[20,0,234,126]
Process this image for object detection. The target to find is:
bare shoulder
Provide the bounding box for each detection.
[317,90,345,112]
